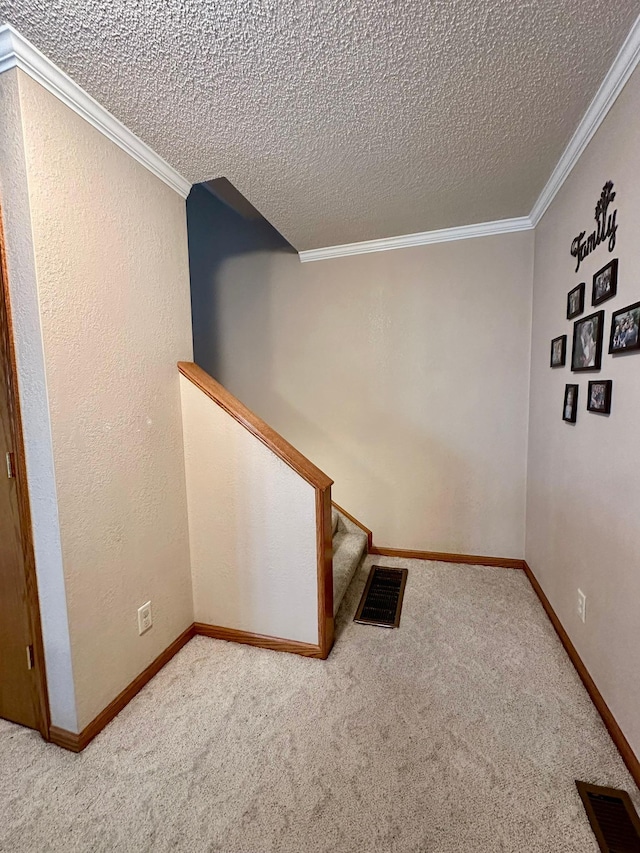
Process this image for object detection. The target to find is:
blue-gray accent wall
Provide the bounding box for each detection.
[186,183,294,376]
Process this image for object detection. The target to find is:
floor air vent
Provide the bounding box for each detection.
[576,781,640,852]
[354,565,408,628]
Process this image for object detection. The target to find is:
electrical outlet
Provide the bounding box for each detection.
[577,589,587,624]
[137,601,153,635]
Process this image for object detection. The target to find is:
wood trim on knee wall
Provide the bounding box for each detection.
[370,545,524,570]
[331,501,373,551]
[317,486,334,658]
[194,623,326,658]
[178,362,335,660]
[523,561,640,789]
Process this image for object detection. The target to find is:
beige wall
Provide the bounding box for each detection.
[198,231,534,559]
[4,26,636,759]
[1,70,194,731]
[180,376,319,644]
[0,69,77,731]
[526,65,640,757]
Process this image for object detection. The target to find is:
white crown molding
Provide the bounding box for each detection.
[0,24,191,199]
[2,9,639,248]
[530,12,640,225]
[298,216,533,263]
[301,12,640,263]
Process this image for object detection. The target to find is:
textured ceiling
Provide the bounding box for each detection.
[0,1,638,250]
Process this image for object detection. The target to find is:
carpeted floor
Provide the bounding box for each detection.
[1,556,638,853]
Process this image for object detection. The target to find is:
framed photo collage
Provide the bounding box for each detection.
[551,182,637,422]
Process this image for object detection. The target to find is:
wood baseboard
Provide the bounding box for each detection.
[332,501,373,551]
[47,725,82,752]
[47,620,326,753]
[194,623,325,658]
[45,559,640,791]
[49,624,195,753]
[332,502,523,570]
[523,561,640,789]
[370,545,524,570]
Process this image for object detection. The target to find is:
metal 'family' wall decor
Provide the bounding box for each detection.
[551,180,639,422]
[570,181,618,273]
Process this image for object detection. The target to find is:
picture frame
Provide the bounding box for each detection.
[587,380,612,415]
[592,258,618,306]
[550,335,567,367]
[567,282,585,319]
[609,300,640,355]
[563,384,579,423]
[571,310,604,372]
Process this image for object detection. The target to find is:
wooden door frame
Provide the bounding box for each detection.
[0,208,50,739]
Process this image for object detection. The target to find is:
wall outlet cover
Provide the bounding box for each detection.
[577,589,587,624]
[137,601,153,635]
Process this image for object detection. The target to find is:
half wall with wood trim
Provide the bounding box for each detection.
[179,363,334,658]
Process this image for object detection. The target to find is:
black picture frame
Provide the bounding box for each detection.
[587,380,612,414]
[567,282,585,319]
[563,384,579,423]
[609,300,640,354]
[550,335,567,367]
[571,310,604,372]
[592,258,618,306]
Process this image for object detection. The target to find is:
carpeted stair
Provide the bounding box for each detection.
[331,507,368,615]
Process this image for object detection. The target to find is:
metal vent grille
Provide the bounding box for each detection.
[354,566,408,628]
[576,781,640,852]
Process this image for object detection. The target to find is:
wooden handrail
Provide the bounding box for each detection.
[179,361,334,658]
[178,362,333,491]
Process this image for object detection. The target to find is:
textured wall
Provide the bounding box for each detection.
[188,191,534,559]
[180,376,319,645]
[0,3,638,249]
[0,69,78,732]
[12,70,194,731]
[526,64,640,758]
[188,185,294,375]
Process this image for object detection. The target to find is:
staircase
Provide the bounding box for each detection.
[180,360,369,656]
[331,507,368,616]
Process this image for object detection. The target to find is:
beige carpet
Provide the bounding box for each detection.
[1,556,638,852]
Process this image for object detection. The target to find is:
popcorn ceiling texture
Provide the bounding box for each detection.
[0,1,638,249]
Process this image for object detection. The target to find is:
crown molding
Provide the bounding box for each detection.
[298,216,533,263]
[301,12,640,263]
[529,12,640,225]
[2,9,639,247]
[0,24,191,199]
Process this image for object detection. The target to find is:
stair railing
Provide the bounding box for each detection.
[178,362,334,658]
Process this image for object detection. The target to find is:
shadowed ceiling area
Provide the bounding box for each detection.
[0,1,638,250]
